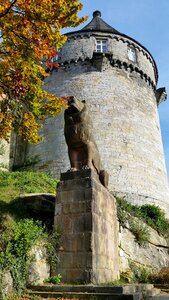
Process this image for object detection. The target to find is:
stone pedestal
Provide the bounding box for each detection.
[54,169,119,284]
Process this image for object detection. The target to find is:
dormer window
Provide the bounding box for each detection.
[128,47,137,62]
[96,40,108,53]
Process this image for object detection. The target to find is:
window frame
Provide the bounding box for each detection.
[127,47,137,63]
[96,39,108,53]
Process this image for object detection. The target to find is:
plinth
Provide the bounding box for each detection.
[54,169,119,284]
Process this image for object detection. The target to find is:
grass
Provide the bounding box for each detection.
[0,171,57,203]
[0,171,58,226]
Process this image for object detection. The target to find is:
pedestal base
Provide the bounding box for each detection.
[54,169,119,284]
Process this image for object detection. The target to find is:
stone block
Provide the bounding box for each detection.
[55,215,73,234]
[54,169,119,284]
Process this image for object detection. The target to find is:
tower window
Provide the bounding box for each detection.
[51,49,60,62]
[96,40,108,53]
[128,47,137,62]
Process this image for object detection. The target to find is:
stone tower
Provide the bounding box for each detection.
[10,11,169,213]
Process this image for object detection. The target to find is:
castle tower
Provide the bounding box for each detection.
[11,11,169,213]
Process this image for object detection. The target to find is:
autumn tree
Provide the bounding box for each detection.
[0,0,87,143]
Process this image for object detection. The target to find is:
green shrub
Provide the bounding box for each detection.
[129,220,150,246]
[47,225,62,275]
[139,204,169,236]
[2,294,23,300]
[115,196,169,236]
[0,171,61,297]
[129,262,152,283]
[44,274,62,284]
[115,196,141,226]
[0,219,47,295]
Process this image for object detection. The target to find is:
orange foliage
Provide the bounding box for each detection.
[0,0,87,143]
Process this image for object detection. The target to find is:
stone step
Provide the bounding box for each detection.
[27,284,157,300]
[28,284,154,294]
[27,290,141,299]
[146,288,162,297]
[152,296,169,300]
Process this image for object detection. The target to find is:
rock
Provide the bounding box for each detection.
[27,242,50,285]
[119,217,169,274]
[0,270,13,297]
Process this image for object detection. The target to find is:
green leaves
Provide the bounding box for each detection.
[115,196,169,236]
[0,218,47,294]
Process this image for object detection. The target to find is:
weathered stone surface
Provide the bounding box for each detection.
[54,169,119,284]
[28,242,50,285]
[119,219,169,273]
[0,270,13,297]
[10,13,169,216]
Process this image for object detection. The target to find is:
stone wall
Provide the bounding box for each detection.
[61,32,156,84]
[10,30,169,215]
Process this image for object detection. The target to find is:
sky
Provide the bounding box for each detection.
[64,0,169,178]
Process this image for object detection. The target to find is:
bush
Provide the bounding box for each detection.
[0,219,47,295]
[47,225,62,275]
[129,220,150,246]
[130,262,152,283]
[139,204,169,236]
[44,274,62,284]
[115,196,169,236]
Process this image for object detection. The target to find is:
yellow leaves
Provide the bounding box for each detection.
[18,112,43,144]
[0,0,87,143]
[42,95,69,116]
[0,112,13,142]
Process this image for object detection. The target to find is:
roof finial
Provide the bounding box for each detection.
[93,10,101,18]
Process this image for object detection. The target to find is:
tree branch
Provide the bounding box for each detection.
[0,0,18,18]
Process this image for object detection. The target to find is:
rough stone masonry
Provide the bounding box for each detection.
[10,11,169,215]
[54,169,119,284]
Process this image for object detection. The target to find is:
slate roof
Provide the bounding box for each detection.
[80,10,120,34]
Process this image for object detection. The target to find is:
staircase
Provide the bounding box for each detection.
[27,284,163,299]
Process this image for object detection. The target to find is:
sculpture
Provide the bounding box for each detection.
[64,96,109,188]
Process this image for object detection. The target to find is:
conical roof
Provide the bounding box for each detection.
[80,10,120,34]
[65,10,158,82]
